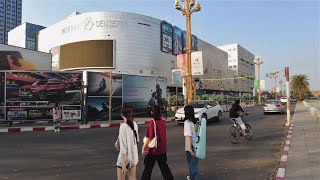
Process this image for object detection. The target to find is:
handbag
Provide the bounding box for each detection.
[114,138,120,151]
[143,120,157,148]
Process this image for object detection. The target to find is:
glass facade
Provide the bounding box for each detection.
[25,23,45,50]
[0,0,22,44]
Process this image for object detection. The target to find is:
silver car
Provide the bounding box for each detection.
[263,100,284,114]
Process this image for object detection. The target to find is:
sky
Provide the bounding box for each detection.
[22,0,320,90]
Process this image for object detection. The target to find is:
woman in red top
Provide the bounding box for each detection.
[141,102,174,180]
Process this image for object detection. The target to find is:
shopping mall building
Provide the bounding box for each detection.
[9,11,255,95]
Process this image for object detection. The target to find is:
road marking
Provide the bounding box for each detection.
[276,168,286,178]
[101,124,110,128]
[285,140,291,145]
[287,135,292,139]
[21,127,33,132]
[281,155,288,161]
[0,129,8,133]
[80,125,90,129]
[284,146,290,151]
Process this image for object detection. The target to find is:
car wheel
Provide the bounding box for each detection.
[201,114,207,121]
[39,92,47,100]
[216,111,222,121]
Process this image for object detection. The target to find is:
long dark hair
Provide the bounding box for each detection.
[184,105,197,124]
[121,106,138,143]
[152,104,161,120]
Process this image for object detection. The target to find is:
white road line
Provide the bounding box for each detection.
[276,168,286,178]
[281,155,288,161]
[80,125,91,129]
[101,124,110,128]
[21,127,33,132]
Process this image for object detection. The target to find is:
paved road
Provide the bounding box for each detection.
[0,104,296,180]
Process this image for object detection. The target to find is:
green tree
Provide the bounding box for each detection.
[290,74,310,101]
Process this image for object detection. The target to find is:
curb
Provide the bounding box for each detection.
[0,119,176,133]
[275,114,296,180]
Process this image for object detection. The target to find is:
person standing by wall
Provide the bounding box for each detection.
[141,101,174,180]
[116,106,139,180]
[184,105,200,180]
[53,102,62,132]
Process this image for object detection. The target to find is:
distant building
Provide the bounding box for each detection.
[8,22,45,50]
[0,0,22,44]
[218,44,255,93]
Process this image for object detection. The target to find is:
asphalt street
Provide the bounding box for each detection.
[0,104,296,180]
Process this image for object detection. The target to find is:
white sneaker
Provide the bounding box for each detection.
[57,129,60,132]
[187,176,191,180]
[54,129,57,132]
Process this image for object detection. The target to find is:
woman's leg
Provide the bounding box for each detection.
[157,154,174,180]
[186,151,200,180]
[141,154,157,180]
[127,166,137,180]
[117,167,125,180]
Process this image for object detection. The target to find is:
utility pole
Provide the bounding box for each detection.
[285,67,291,126]
[175,0,201,104]
[254,56,263,105]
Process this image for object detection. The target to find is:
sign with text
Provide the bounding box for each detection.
[177,54,187,76]
[260,80,265,90]
[191,51,203,75]
[161,21,173,53]
[172,69,182,85]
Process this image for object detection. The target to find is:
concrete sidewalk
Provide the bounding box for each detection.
[285,102,320,179]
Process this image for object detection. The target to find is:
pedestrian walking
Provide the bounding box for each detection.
[141,101,174,180]
[53,102,62,132]
[116,106,139,180]
[184,105,200,180]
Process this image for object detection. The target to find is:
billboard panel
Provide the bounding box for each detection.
[0,72,4,106]
[182,32,198,53]
[87,72,122,97]
[173,26,183,55]
[123,75,167,115]
[6,72,82,106]
[0,44,52,70]
[87,97,122,121]
[59,40,114,70]
[161,21,173,53]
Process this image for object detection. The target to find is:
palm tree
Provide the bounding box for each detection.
[290,74,310,101]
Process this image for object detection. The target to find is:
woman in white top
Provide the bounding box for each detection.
[52,102,62,132]
[116,106,139,180]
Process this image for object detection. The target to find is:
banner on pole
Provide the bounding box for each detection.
[172,69,182,85]
[191,51,203,75]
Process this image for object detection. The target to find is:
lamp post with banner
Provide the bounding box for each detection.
[174,0,201,104]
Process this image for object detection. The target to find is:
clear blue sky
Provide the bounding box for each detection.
[22,0,320,90]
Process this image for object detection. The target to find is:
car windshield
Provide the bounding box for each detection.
[266,100,280,104]
[32,80,47,85]
[188,102,206,108]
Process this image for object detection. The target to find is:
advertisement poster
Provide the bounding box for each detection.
[0,44,52,70]
[87,72,122,97]
[123,75,167,115]
[6,107,54,120]
[87,97,122,121]
[0,72,4,106]
[0,106,4,120]
[6,72,82,106]
[161,21,173,53]
[62,106,81,120]
[173,26,183,55]
[182,32,198,53]
[51,46,60,71]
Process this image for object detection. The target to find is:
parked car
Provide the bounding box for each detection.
[175,100,223,123]
[19,79,66,100]
[263,100,284,114]
[280,97,287,104]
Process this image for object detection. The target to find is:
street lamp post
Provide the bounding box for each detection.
[253,56,263,105]
[279,79,283,96]
[175,0,201,104]
[266,71,279,99]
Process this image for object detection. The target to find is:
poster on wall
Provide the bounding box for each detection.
[87,72,122,97]
[161,21,173,53]
[182,32,198,53]
[0,44,52,70]
[173,26,183,55]
[123,75,167,115]
[87,97,122,121]
[6,71,82,107]
[6,107,54,120]
[0,72,4,106]
[0,106,5,120]
[62,106,81,120]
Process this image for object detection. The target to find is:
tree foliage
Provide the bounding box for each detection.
[290,74,310,101]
